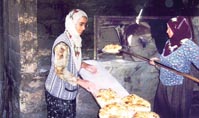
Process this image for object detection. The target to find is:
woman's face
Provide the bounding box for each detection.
[166,25,174,38]
[75,16,88,35]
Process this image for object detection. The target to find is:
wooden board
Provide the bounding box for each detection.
[79,60,129,99]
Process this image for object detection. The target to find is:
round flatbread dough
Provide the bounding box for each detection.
[96,88,121,107]
[133,111,160,118]
[102,44,122,54]
[121,94,151,112]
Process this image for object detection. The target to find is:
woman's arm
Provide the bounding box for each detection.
[81,62,97,74]
[186,41,199,69]
[77,77,97,94]
[54,43,98,92]
[54,42,77,85]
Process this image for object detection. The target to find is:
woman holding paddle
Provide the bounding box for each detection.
[149,16,199,118]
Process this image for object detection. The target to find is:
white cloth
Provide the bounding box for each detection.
[64,9,87,70]
[79,60,129,97]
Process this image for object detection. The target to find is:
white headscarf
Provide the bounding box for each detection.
[64,9,88,70]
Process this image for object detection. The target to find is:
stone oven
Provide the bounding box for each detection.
[93,15,161,110]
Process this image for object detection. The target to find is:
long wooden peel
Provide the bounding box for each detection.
[120,50,199,83]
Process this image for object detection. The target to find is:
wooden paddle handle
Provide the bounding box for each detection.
[120,50,199,83]
[155,61,199,83]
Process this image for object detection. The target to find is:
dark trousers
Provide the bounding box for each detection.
[154,78,194,118]
[45,90,76,118]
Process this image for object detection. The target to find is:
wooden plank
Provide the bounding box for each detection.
[79,60,129,98]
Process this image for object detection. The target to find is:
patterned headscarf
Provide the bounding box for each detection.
[167,16,192,46]
[163,16,192,56]
[64,9,88,70]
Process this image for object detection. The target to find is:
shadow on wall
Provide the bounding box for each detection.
[148,19,168,54]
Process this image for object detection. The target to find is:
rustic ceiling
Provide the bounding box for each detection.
[134,0,199,16]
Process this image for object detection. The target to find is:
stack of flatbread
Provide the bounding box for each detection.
[97,88,159,118]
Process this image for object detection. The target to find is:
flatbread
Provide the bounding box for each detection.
[96,88,120,107]
[97,89,158,118]
[133,111,160,118]
[99,102,133,118]
[121,94,151,112]
[102,44,122,54]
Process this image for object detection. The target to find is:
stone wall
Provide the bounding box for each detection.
[1,0,47,118]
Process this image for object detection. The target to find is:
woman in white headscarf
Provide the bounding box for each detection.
[45,9,97,118]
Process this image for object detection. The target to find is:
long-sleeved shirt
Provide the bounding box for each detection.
[160,39,199,86]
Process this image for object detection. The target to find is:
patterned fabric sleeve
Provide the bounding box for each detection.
[54,42,77,85]
[185,41,199,69]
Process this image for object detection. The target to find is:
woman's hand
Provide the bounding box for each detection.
[149,57,160,66]
[77,78,98,94]
[81,62,97,74]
